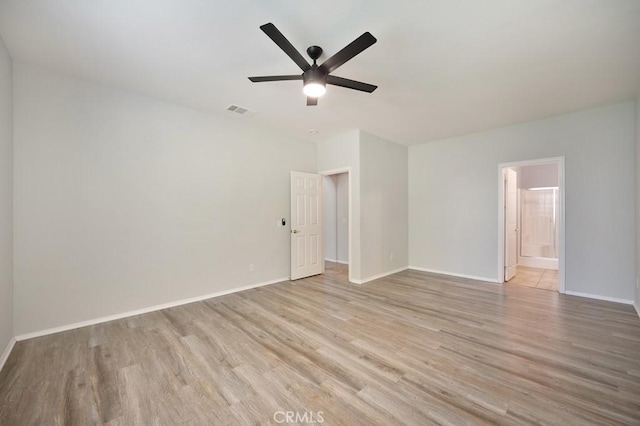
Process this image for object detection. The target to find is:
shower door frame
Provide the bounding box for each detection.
[497,157,565,293]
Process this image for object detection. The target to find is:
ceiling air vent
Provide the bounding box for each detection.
[225,104,257,117]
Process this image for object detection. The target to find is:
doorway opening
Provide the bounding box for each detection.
[498,158,565,293]
[320,168,351,283]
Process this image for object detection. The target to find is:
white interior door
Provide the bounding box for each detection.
[290,171,323,280]
[505,168,518,281]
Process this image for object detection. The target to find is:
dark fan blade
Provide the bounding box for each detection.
[260,23,311,72]
[327,75,377,93]
[248,75,303,82]
[319,32,377,74]
[307,97,318,106]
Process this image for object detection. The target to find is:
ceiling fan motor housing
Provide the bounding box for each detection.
[303,66,327,86]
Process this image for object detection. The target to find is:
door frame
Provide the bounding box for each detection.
[319,167,352,283]
[504,167,518,281]
[497,157,565,293]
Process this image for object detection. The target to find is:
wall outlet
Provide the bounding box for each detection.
[249,264,255,272]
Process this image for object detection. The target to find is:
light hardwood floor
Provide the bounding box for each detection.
[1,264,640,425]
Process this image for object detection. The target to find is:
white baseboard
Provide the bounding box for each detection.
[350,267,408,284]
[564,290,634,305]
[634,302,640,319]
[518,256,559,270]
[15,277,289,341]
[324,258,349,265]
[0,337,16,373]
[408,266,500,284]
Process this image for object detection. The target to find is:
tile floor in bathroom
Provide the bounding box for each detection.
[507,265,558,291]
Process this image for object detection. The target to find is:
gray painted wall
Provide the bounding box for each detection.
[335,173,349,264]
[317,130,408,282]
[636,98,640,312]
[317,130,361,280]
[323,174,349,263]
[409,102,636,301]
[323,175,338,261]
[359,131,409,279]
[0,36,13,352]
[13,63,317,335]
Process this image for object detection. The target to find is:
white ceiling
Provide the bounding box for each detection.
[0,0,639,145]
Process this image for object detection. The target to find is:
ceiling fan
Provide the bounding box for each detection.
[248,23,378,106]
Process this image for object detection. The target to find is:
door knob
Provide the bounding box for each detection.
[291,230,299,234]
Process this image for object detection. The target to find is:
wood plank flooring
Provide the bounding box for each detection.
[1,264,640,425]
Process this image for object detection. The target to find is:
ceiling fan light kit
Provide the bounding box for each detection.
[302,82,326,98]
[248,23,377,106]
[302,46,326,98]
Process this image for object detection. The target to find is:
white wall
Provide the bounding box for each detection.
[359,131,409,279]
[323,175,337,261]
[335,173,349,264]
[13,63,317,335]
[0,36,13,353]
[410,102,636,301]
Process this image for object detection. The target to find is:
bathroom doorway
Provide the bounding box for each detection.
[498,158,565,292]
[322,171,350,282]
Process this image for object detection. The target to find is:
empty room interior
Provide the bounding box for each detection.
[1,1,640,424]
